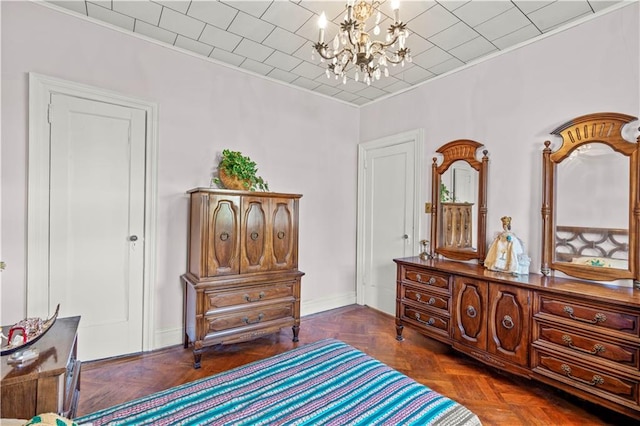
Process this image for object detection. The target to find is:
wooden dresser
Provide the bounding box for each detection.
[1,316,81,419]
[395,257,640,419]
[182,188,303,368]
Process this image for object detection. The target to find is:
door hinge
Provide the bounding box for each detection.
[47,103,53,124]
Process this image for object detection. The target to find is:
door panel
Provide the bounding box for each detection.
[270,198,297,271]
[49,93,146,360]
[241,197,269,273]
[488,284,531,366]
[453,276,487,350]
[207,195,241,276]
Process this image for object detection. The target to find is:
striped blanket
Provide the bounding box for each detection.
[75,339,481,425]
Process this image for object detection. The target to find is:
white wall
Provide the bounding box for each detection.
[360,3,639,274]
[0,2,359,345]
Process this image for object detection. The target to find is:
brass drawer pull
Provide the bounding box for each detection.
[415,274,436,285]
[242,313,264,324]
[560,364,605,386]
[244,292,265,303]
[250,232,259,241]
[415,312,435,326]
[428,297,436,305]
[561,335,606,355]
[562,306,607,324]
[466,306,477,318]
[501,315,514,330]
[277,231,286,239]
[220,232,230,241]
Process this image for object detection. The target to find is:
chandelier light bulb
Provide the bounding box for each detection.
[355,71,359,82]
[384,68,389,77]
[343,75,347,84]
[373,25,380,36]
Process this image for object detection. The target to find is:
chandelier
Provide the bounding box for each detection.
[312,0,411,86]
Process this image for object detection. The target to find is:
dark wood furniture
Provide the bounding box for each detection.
[1,316,81,419]
[182,188,303,368]
[441,202,473,249]
[395,257,640,419]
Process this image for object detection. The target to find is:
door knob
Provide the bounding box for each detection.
[403,234,409,239]
[129,235,138,241]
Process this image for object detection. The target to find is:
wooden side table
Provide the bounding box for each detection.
[1,316,81,419]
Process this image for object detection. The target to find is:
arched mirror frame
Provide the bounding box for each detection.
[430,139,488,262]
[541,112,640,284]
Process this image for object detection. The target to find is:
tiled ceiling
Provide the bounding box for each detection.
[47,0,625,105]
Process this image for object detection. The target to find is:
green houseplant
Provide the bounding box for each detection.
[213,149,269,191]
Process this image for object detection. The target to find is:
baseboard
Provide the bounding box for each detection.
[301,291,357,317]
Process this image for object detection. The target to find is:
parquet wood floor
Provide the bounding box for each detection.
[77,305,633,425]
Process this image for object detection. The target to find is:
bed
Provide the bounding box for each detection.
[74,339,481,425]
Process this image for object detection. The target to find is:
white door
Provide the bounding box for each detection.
[48,93,146,360]
[358,131,422,315]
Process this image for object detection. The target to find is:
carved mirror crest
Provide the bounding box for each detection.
[541,112,640,285]
[430,140,488,262]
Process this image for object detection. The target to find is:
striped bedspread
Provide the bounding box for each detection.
[76,339,481,425]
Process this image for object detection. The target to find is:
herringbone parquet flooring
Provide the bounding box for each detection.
[77,305,633,425]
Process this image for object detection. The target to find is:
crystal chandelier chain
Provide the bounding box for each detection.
[312,0,411,86]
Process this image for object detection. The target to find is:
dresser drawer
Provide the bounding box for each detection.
[403,284,449,313]
[535,294,640,338]
[203,303,294,334]
[204,282,295,313]
[535,324,638,370]
[533,349,639,406]
[401,304,449,339]
[402,267,450,291]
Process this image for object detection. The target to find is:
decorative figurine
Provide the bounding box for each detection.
[419,240,432,260]
[485,217,529,275]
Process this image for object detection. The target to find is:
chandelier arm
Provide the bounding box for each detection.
[315,46,350,61]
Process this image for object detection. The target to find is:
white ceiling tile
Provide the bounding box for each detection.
[209,47,245,67]
[449,36,497,62]
[264,51,303,72]
[398,1,437,20]
[295,14,325,43]
[313,84,342,96]
[113,0,163,25]
[187,1,237,30]
[262,28,307,55]
[429,21,478,50]
[159,7,205,39]
[357,85,387,100]
[405,34,435,56]
[239,58,274,76]
[200,24,242,51]
[385,61,415,77]
[222,1,272,18]
[228,11,275,43]
[512,1,554,14]
[233,38,274,62]
[453,1,513,27]
[408,3,460,39]
[152,1,190,14]
[293,41,319,62]
[89,1,112,10]
[399,66,435,84]
[333,91,361,103]
[267,68,300,84]
[372,75,403,89]
[291,76,321,90]
[50,1,87,15]
[87,3,134,30]
[438,1,469,12]
[352,97,370,105]
[339,78,368,93]
[475,7,531,41]
[428,57,465,75]
[174,35,214,56]
[589,1,622,13]
[300,1,347,21]
[382,79,413,93]
[262,1,313,33]
[411,46,454,68]
[492,24,542,50]
[315,72,345,87]
[528,1,593,32]
[291,61,325,80]
[134,20,177,44]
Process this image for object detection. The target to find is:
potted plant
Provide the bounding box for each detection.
[212,149,269,191]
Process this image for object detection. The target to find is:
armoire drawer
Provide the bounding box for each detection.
[534,324,638,370]
[533,349,640,406]
[402,284,449,313]
[204,282,296,313]
[402,267,450,291]
[402,304,449,339]
[535,294,640,338]
[203,303,294,334]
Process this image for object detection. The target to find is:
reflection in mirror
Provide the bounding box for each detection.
[430,140,488,263]
[555,143,629,270]
[540,112,640,284]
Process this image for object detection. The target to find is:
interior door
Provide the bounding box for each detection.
[49,93,146,361]
[360,137,419,315]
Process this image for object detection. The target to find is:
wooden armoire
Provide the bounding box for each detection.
[182,188,303,368]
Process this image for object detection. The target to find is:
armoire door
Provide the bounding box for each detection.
[452,276,488,350]
[205,194,241,276]
[241,196,270,273]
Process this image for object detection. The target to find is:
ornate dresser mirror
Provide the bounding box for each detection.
[541,112,640,285]
[429,139,488,262]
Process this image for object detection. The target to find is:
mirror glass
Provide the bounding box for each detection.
[439,160,478,252]
[555,143,629,269]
